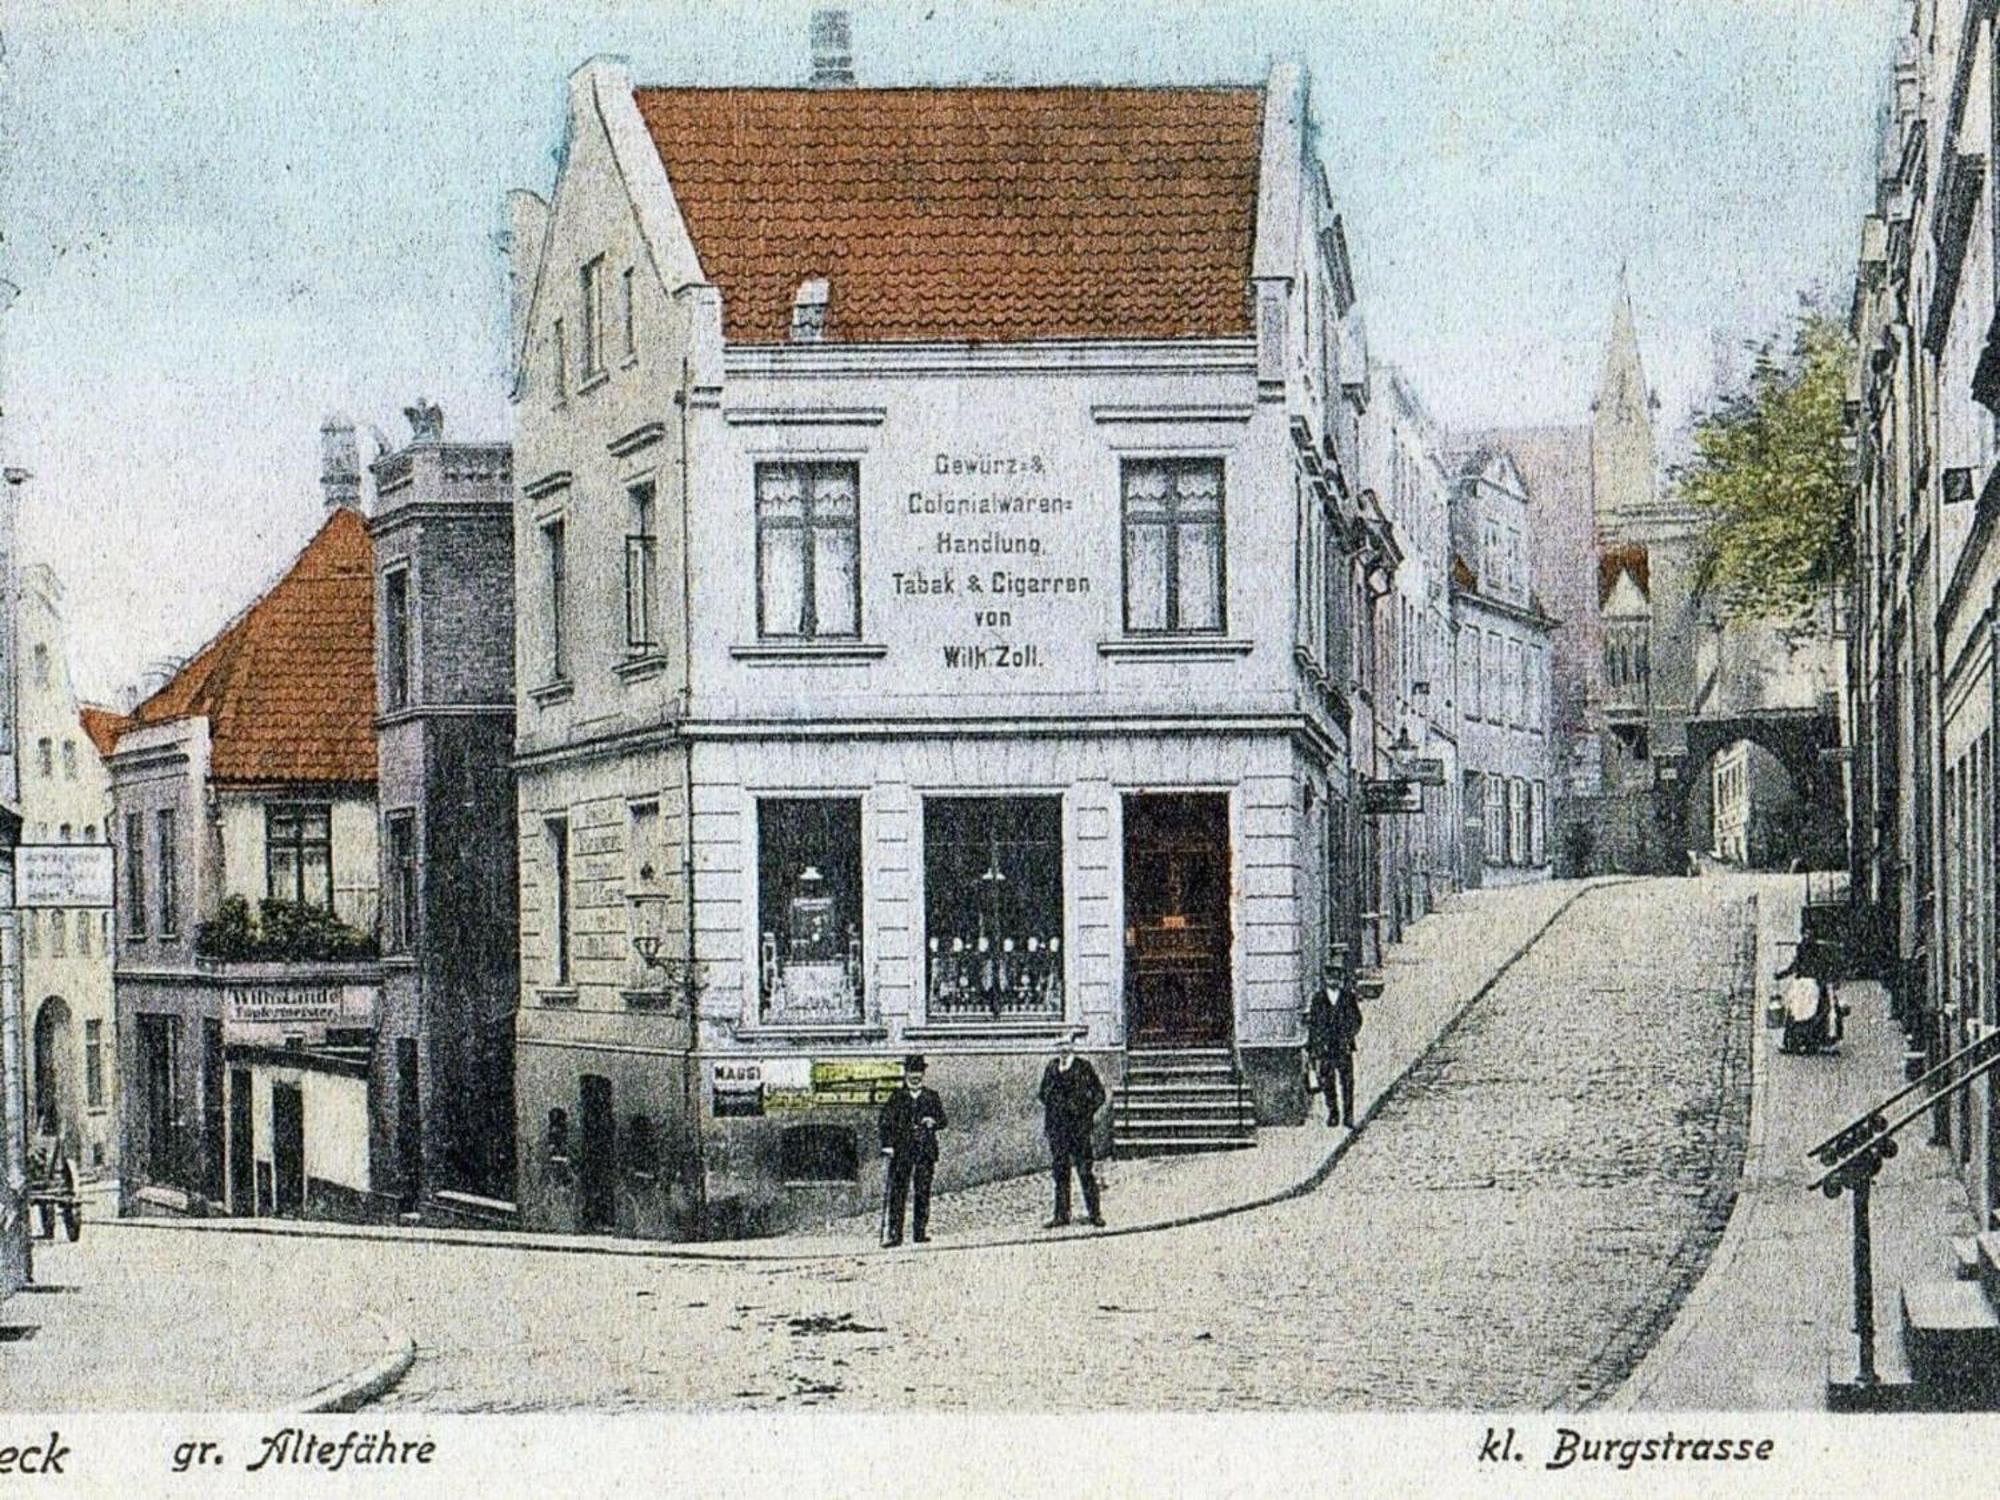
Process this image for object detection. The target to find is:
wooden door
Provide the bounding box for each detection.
[1123,794,1233,1047]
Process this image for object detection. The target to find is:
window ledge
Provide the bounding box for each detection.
[613,653,671,684]
[380,955,418,971]
[733,1022,889,1042]
[904,1020,1079,1042]
[538,988,579,1008]
[1098,636,1254,661]
[729,641,888,666]
[529,678,575,707]
[577,368,610,396]
[622,989,679,1011]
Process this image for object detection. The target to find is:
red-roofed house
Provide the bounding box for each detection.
[505,45,1385,1239]
[110,473,387,1219]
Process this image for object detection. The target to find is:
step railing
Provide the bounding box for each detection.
[1808,1026,2000,1167]
[1807,1025,2000,1392]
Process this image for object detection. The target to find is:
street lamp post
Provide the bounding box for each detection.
[626,885,708,1237]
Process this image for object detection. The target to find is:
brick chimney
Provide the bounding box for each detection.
[320,413,362,511]
[809,9,853,87]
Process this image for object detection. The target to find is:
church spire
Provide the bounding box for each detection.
[1591,266,1659,535]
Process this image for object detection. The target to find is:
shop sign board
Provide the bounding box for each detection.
[1362,778,1421,815]
[1392,756,1447,787]
[15,844,114,908]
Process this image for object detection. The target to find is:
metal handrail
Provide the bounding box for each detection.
[1810,1045,2000,1195]
[1806,1025,2000,1164]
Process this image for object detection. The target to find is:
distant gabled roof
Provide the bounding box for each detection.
[630,85,1266,345]
[78,704,130,759]
[1599,543,1650,606]
[124,507,376,787]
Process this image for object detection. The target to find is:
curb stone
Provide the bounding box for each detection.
[292,1317,418,1413]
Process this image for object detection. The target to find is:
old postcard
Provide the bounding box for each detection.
[0,0,1994,1495]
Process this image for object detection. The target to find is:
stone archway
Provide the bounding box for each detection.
[1670,709,1845,870]
[31,996,77,1155]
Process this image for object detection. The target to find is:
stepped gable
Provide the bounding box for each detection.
[631,85,1265,345]
[124,506,376,787]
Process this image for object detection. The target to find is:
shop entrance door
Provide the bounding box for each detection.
[271,1083,305,1216]
[1123,793,1233,1047]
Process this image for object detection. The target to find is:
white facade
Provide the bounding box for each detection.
[507,59,1386,1237]
[17,566,115,1178]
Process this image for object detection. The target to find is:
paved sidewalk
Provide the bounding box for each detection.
[107,877,1607,1270]
[1613,876,1973,1410]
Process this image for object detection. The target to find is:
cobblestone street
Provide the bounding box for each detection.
[10,877,1757,1411]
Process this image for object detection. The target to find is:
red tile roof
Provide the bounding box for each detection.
[78,704,130,759]
[631,86,1265,344]
[1598,543,1650,606]
[125,507,376,786]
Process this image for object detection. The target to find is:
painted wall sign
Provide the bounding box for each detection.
[15,844,115,908]
[898,451,1094,674]
[226,986,343,1025]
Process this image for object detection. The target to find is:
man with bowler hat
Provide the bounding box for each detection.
[879,1054,947,1245]
[1306,962,1363,1128]
[1037,1034,1107,1228]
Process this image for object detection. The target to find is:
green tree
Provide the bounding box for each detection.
[1677,307,1854,625]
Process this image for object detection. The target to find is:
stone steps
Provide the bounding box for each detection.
[1113,1048,1256,1157]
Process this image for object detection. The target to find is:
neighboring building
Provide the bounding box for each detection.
[1848,5,1999,1267]
[367,403,519,1216]
[1449,445,1555,886]
[1364,365,1460,914]
[18,565,116,1179]
[506,50,1388,1238]
[110,434,383,1219]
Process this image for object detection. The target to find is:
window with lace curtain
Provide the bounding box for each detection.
[1121,457,1225,633]
[755,462,860,640]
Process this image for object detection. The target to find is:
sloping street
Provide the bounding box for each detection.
[11,876,1761,1411]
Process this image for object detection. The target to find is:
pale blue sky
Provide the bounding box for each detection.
[0,0,1900,701]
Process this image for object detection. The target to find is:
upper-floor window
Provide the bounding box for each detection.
[755,461,859,640]
[50,904,67,957]
[386,812,418,956]
[266,804,332,910]
[36,738,51,778]
[620,266,637,363]
[58,823,71,843]
[62,739,77,780]
[547,816,572,986]
[124,812,147,938]
[626,483,658,653]
[32,644,48,687]
[543,518,569,682]
[580,257,606,381]
[156,807,179,936]
[1122,457,1225,634]
[384,565,413,711]
[551,317,567,404]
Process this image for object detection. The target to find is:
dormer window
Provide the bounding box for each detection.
[790,279,829,343]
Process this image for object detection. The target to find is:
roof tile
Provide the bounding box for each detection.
[125,508,376,787]
[631,86,1265,345]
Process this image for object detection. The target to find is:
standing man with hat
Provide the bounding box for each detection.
[1305,962,1364,1129]
[1038,1034,1107,1229]
[878,1054,947,1246]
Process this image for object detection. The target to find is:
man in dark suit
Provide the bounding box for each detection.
[1038,1035,1107,1228]
[1306,965,1364,1128]
[878,1054,947,1245]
